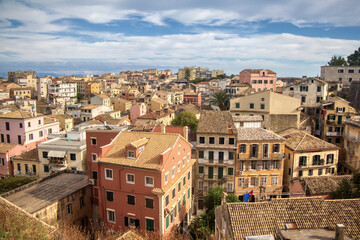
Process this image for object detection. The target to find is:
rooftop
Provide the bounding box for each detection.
[345,118,360,128]
[302,175,352,196]
[232,115,263,122]
[4,172,88,214]
[79,104,103,110]
[0,143,17,154]
[223,197,360,239]
[197,111,237,134]
[277,129,339,151]
[13,148,38,162]
[243,69,276,74]
[100,131,187,170]
[237,128,285,141]
[0,110,42,119]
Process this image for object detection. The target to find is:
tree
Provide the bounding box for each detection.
[328,55,348,66]
[331,173,360,199]
[76,93,84,103]
[160,74,166,79]
[171,111,198,132]
[347,47,360,66]
[210,91,230,111]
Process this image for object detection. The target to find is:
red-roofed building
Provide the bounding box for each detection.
[183,92,201,106]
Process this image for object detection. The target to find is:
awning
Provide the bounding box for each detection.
[48,150,66,158]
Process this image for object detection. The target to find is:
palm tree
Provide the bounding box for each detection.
[210,91,229,111]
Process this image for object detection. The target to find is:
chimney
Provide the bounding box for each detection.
[221,192,228,206]
[160,124,166,133]
[183,126,189,141]
[335,224,345,240]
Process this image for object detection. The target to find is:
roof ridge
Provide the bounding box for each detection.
[294,132,307,151]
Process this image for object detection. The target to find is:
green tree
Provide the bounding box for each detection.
[210,91,230,111]
[160,74,166,79]
[347,47,360,66]
[76,93,84,103]
[331,178,353,199]
[328,55,348,66]
[171,111,198,132]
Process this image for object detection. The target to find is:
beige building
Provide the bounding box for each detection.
[111,98,132,112]
[211,70,224,78]
[235,128,285,200]
[230,91,302,132]
[343,118,360,174]
[12,148,40,178]
[135,108,175,126]
[277,128,339,191]
[178,68,196,80]
[48,114,73,131]
[3,171,92,228]
[321,65,360,88]
[150,98,168,111]
[195,111,237,211]
[38,137,87,178]
[90,94,111,109]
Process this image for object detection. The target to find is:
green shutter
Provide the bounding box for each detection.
[183,194,186,206]
[178,200,181,212]
[165,215,169,229]
[146,218,154,232]
[218,167,223,179]
[175,205,177,217]
[208,167,213,179]
[187,188,190,199]
[228,168,233,175]
[44,165,49,172]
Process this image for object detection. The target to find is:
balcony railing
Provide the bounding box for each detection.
[326,132,343,137]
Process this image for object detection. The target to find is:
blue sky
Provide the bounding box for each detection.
[0,0,360,77]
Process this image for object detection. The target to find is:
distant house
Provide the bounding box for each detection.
[183,92,201,106]
[0,143,25,177]
[135,108,175,126]
[90,94,111,109]
[239,69,276,92]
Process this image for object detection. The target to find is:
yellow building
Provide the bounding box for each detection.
[178,68,196,80]
[278,128,339,191]
[111,97,132,112]
[343,118,360,174]
[150,98,168,111]
[211,70,224,78]
[235,128,285,200]
[48,114,73,131]
[10,87,34,99]
[84,82,100,97]
[12,148,40,178]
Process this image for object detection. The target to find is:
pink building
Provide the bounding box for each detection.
[86,130,194,237]
[239,69,277,92]
[0,143,25,177]
[130,103,146,123]
[183,92,202,106]
[0,110,60,151]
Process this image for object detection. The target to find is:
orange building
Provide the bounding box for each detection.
[86,130,194,237]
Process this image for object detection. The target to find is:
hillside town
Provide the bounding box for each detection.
[1,61,360,240]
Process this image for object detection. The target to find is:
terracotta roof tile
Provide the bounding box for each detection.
[302,175,352,195]
[198,111,237,134]
[237,128,285,141]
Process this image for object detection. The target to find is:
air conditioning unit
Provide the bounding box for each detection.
[89,179,95,185]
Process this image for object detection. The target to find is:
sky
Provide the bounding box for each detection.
[1,0,360,78]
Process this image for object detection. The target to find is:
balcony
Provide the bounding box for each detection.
[326,120,335,125]
[198,158,234,165]
[326,132,343,137]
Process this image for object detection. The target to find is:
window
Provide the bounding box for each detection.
[145,198,154,209]
[238,177,245,187]
[165,215,169,229]
[183,194,186,206]
[270,80,273,84]
[126,173,135,184]
[182,157,185,167]
[208,167,214,179]
[70,153,76,161]
[124,217,139,228]
[127,195,135,205]
[17,135,21,144]
[337,107,345,113]
[273,144,280,153]
[348,69,354,73]
[312,155,321,165]
[228,168,233,175]
[44,165,49,172]
[316,96,321,103]
[91,153,97,162]
[106,191,114,201]
[271,176,278,186]
[301,96,306,103]
[67,203,72,216]
[317,86,321,92]
[198,181,204,189]
[199,137,205,144]
[219,137,225,144]
[19,123,23,128]
[178,162,181,172]
[298,170,303,177]
[318,169,323,175]
[28,122,31,127]
[145,176,154,187]
[146,218,155,232]
[229,138,235,145]
[235,103,240,108]
[165,173,169,185]
[107,209,115,223]
[239,144,247,153]
[326,154,334,164]
[6,134,10,143]
[188,171,191,180]
[252,80,257,84]
[105,168,113,180]
[178,145,181,155]
[299,156,307,167]
[264,80,268,84]
[219,152,224,162]
[250,103,254,109]
[209,151,214,160]
[48,128,52,134]
[260,104,265,109]
[91,138,97,146]
[263,144,269,158]
[258,80,262,84]
[178,182,181,192]
[250,177,259,187]
[209,137,215,144]
[251,144,258,158]
[1,134,3,142]
[338,69,344,73]
[172,188,176,199]
[199,150,204,158]
[128,150,135,158]
[92,171,97,179]
[38,119,41,125]
[229,152,234,160]
[80,196,85,208]
[165,195,169,206]
[188,188,190,199]
[172,167,175,178]
[336,138,341,143]
[260,176,267,186]
[309,169,313,176]
[28,134,33,141]
[5,122,9,130]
